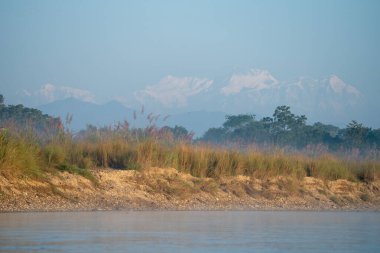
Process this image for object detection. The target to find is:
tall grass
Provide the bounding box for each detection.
[1,124,380,183]
[0,130,42,178]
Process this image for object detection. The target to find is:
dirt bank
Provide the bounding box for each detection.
[1,167,379,212]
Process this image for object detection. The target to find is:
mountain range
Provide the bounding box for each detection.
[135,70,365,127]
[37,70,369,135]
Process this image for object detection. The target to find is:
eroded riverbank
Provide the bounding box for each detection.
[1,167,379,212]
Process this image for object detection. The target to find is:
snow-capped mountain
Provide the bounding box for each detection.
[135,70,364,126]
[276,74,360,108]
[217,71,363,124]
[33,69,367,133]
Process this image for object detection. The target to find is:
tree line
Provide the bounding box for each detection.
[0,94,62,136]
[200,105,380,153]
[1,93,379,155]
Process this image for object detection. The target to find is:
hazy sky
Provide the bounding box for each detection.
[1,0,380,125]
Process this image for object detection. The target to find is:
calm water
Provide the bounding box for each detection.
[0,211,379,253]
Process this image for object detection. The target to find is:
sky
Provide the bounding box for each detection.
[1,0,380,127]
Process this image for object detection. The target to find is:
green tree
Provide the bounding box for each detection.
[161,125,191,140]
[201,127,226,143]
[345,120,370,147]
[223,114,255,132]
[271,106,308,147]
[0,100,62,138]
[273,105,295,131]
[171,125,189,139]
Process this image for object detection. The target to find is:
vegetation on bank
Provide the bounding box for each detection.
[0,94,62,136]
[201,105,380,158]
[0,95,379,183]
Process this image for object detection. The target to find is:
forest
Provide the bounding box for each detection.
[201,105,380,158]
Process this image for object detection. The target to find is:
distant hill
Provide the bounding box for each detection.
[38,98,226,136]
[0,102,61,134]
[38,98,134,131]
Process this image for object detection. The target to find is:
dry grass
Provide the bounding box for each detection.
[0,130,43,178]
[1,126,380,184]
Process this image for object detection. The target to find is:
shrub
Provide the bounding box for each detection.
[0,130,43,178]
[57,163,98,185]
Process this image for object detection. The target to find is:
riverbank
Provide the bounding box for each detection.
[1,167,379,212]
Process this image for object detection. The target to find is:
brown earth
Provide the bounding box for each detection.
[0,167,379,212]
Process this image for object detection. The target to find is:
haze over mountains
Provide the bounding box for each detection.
[2,0,379,138]
[35,69,369,136]
[38,98,226,136]
[136,70,364,123]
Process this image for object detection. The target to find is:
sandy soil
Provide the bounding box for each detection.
[1,167,379,212]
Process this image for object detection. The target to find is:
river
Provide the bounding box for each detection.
[0,211,379,253]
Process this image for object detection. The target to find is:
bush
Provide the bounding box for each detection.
[360,193,370,202]
[57,163,98,185]
[0,130,43,178]
[43,144,66,167]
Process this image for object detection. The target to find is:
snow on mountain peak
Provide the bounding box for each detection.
[134,75,213,107]
[329,75,361,97]
[221,69,279,95]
